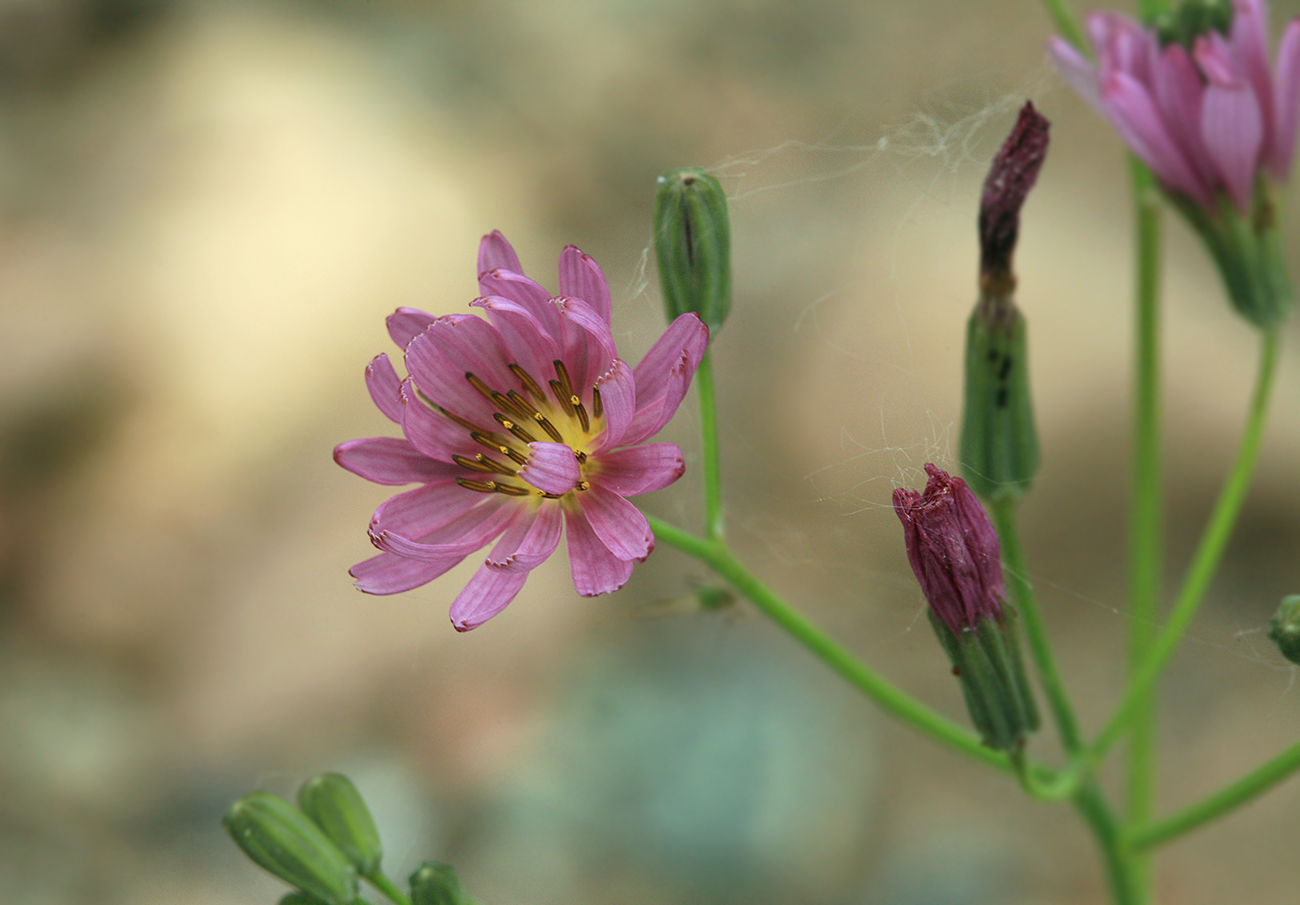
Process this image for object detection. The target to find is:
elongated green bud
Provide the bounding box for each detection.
[410,861,470,905]
[654,167,732,331]
[223,791,358,905]
[1268,595,1300,665]
[298,773,384,877]
[961,102,1047,503]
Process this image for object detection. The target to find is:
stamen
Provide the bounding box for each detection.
[492,390,531,421]
[452,455,494,473]
[577,480,591,491]
[552,360,577,406]
[501,446,529,466]
[549,379,576,416]
[532,412,564,443]
[454,453,515,476]
[575,451,587,464]
[465,372,497,404]
[493,412,537,443]
[493,482,533,497]
[435,405,480,432]
[457,478,498,493]
[506,390,538,417]
[572,399,589,433]
[470,431,505,451]
[592,386,603,420]
[509,363,547,403]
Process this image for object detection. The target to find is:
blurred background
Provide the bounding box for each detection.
[2,0,1300,902]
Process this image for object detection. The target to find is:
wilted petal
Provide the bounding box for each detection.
[577,483,653,562]
[449,563,530,631]
[1201,80,1265,212]
[387,307,435,350]
[519,441,582,495]
[558,245,613,324]
[365,354,403,424]
[334,437,455,485]
[593,443,685,496]
[351,551,464,595]
[564,504,635,596]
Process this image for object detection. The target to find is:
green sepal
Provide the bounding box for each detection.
[960,301,1040,503]
[223,791,358,905]
[654,167,732,332]
[1169,183,1293,330]
[297,773,384,878]
[1268,595,1300,665]
[927,609,1039,751]
[410,861,469,905]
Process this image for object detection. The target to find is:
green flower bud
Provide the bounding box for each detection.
[223,791,358,905]
[297,773,384,878]
[960,302,1040,502]
[1268,595,1300,665]
[410,861,469,905]
[653,167,732,332]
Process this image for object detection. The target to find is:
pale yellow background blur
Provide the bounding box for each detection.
[2,1,1300,903]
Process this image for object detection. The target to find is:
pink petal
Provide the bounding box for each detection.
[590,359,636,452]
[387,307,435,351]
[470,296,560,385]
[1229,0,1275,138]
[1091,11,1156,82]
[1102,72,1213,204]
[1271,19,1300,175]
[577,483,653,562]
[478,269,565,343]
[519,441,582,495]
[365,354,403,424]
[555,297,618,398]
[449,563,530,631]
[563,504,635,596]
[1047,37,1103,113]
[371,496,517,561]
[486,502,563,572]
[1201,80,1264,212]
[400,379,469,460]
[623,314,708,446]
[333,437,455,485]
[592,443,685,496]
[405,314,515,431]
[1153,45,1217,186]
[478,230,523,278]
[368,480,481,539]
[557,245,613,324]
[351,551,465,595]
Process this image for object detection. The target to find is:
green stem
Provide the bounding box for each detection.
[645,514,1010,773]
[1073,783,1146,905]
[696,349,725,542]
[1087,327,1282,768]
[1131,735,1300,851]
[990,498,1083,754]
[366,871,412,905]
[1039,0,1088,52]
[1126,158,1164,898]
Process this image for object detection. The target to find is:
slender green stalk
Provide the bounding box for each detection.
[696,349,725,542]
[990,498,1083,754]
[1131,734,1300,850]
[366,871,412,905]
[645,514,1010,772]
[1088,328,1282,767]
[1039,0,1088,51]
[1126,158,1164,899]
[1073,783,1146,905]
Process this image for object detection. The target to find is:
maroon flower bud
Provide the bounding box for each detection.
[893,464,1039,751]
[978,102,1049,300]
[893,464,1007,638]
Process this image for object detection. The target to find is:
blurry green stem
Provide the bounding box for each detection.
[990,499,1083,755]
[1040,0,1088,51]
[1131,734,1300,850]
[1074,783,1145,905]
[644,514,1009,772]
[1126,158,1164,897]
[366,872,412,905]
[697,349,725,542]
[1088,327,1281,769]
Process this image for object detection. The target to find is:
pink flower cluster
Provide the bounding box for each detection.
[336,232,708,631]
[1049,0,1300,212]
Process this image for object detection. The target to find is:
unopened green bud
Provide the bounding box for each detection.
[223,791,358,905]
[654,167,732,331]
[928,608,1040,752]
[410,861,469,905]
[960,302,1040,502]
[1268,595,1300,665]
[297,773,384,877]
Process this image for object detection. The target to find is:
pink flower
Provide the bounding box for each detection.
[1048,0,1300,212]
[335,232,708,631]
[892,464,1006,638]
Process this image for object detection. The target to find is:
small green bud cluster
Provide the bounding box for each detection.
[1152,0,1233,48]
[224,772,474,905]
